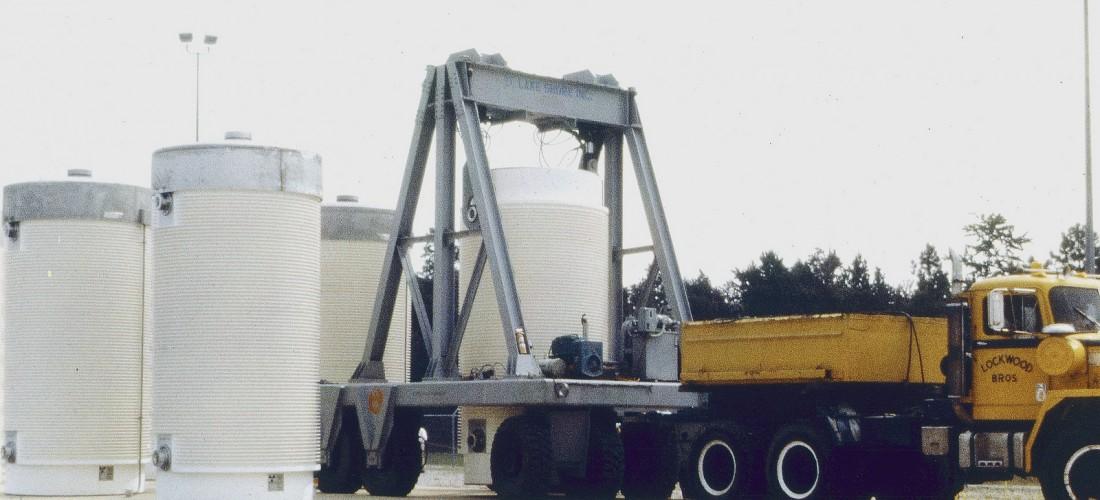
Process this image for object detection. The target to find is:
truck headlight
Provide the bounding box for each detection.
[1037,337,1087,376]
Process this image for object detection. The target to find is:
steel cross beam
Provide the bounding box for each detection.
[356,50,693,381]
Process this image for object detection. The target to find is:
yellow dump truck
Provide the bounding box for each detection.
[666,265,1100,500]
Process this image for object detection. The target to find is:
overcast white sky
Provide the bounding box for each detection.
[0,1,1093,289]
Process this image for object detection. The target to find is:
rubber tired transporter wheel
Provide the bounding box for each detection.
[679,430,750,499]
[361,410,423,497]
[560,413,625,499]
[490,415,553,498]
[1039,426,1100,500]
[766,423,837,500]
[317,418,364,494]
[621,422,679,499]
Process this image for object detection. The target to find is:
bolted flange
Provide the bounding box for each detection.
[152,446,172,471]
[1,442,15,463]
[153,193,173,215]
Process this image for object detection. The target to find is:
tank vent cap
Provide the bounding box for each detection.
[67,168,92,178]
[336,195,359,203]
[224,130,252,141]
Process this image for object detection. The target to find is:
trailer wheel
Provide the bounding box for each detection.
[561,417,625,499]
[490,415,553,498]
[317,421,364,494]
[621,422,679,499]
[765,423,836,499]
[361,411,422,497]
[1039,426,1100,500]
[679,430,749,499]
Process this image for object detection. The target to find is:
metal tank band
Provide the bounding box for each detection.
[151,142,322,198]
[321,203,394,241]
[3,181,151,226]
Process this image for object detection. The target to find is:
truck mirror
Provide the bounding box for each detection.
[987,290,1006,332]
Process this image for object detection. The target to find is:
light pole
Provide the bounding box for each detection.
[178,32,218,142]
[1086,1,1097,273]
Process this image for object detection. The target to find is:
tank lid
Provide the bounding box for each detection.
[488,167,604,207]
[4,178,152,225]
[152,139,322,198]
[67,168,92,178]
[336,194,359,203]
[224,130,252,141]
[321,204,393,241]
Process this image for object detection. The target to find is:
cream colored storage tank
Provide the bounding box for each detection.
[457,167,609,485]
[150,136,321,500]
[2,169,151,496]
[321,196,409,383]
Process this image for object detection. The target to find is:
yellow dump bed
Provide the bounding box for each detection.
[680,313,948,386]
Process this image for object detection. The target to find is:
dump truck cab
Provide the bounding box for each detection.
[956,268,1100,421]
[948,265,1100,498]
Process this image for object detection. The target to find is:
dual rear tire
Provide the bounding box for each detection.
[679,423,838,499]
[765,424,833,499]
[679,429,755,499]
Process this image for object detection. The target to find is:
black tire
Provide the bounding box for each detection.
[1039,426,1100,500]
[621,422,679,500]
[561,420,626,499]
[361,411,423,497]
[765,423,837,499]
[490,415,553,499]
[679,430,750,499]
[317,423,364,494]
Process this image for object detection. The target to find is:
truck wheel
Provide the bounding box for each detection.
[361,411,422,497]
[1040,427,1100,500]
[621,422,679,499]
[679,430,749,499]
[317,423,364,493]
[490,415,553,498]
[765,423,836,499]
[562,418,625,499]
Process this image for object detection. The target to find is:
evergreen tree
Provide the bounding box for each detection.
[684,271,739,320]
[1051,223,1100,272]
[733,251,797,316]
[910,244,951,316]
[790,249,844,314]
[842,254,874,312]
[870,267,899,311]
[962,213,1030,279]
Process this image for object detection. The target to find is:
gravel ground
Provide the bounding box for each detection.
[1,465,1044,499]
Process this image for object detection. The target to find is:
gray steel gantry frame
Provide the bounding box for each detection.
[353,50,692,381]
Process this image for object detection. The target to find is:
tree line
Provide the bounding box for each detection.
[629,213,1099,320]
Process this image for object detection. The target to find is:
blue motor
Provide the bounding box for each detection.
[547,335,604,378]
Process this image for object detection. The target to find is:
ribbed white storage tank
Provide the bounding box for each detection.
[150,135,321,500]
[457,167,609,485]
[2,169,152,496]
[458,167,610,373]
[321,196,409,383]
